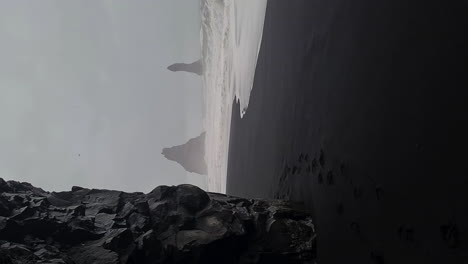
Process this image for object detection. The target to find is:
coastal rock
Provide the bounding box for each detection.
[167,59,203,76]
[0,178,315,263]
[162,132,208,175]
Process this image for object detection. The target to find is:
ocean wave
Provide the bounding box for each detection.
[200,0,267,193]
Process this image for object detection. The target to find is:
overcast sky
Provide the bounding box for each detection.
[0,1,206,192]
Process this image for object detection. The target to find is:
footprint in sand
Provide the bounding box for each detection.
[317,172,323,184]
[311,158,319,174]
[398,224,415,242]
[326,171,334,185]
[336,202,344,215]
[353,185,363,200]
[319,149,325,167]
[375,185,383,200]
[440,221,460,249]
[298,153,304,162]
[292,166,301,175]
[350,222,361,235]
[370,252,385,264]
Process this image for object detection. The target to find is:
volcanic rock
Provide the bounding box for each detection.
[0,178,315,263]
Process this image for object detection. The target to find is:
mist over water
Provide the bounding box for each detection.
[200,0,267,193]
[0,2,203,192]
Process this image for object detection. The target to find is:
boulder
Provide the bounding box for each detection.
[175,184,211,214]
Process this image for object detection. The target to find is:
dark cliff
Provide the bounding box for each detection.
[162,132,207,175]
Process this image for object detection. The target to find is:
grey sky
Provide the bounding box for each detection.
[0,1,206,192]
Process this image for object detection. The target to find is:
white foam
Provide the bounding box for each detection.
[200,0,267,193]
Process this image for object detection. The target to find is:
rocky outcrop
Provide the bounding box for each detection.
[0,178,316,264]
[162,132,207,175]
[167,60,203,76]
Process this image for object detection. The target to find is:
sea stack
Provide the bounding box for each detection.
[162,132,207,175]
[167,59,203,75]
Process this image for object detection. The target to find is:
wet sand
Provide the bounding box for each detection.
[227,0,468,263]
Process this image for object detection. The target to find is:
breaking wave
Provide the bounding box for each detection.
[200,0,267,193]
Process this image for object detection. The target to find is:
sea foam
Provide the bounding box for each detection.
[200,0,267,193]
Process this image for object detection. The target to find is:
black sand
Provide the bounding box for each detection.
[227,0,468,263]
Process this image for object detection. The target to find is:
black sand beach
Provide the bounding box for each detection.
[227,0,468,263]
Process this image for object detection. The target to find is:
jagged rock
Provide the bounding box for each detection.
[0,243,40,263]
[68,245,119,264]
[162,132,207,175]
[0,178,315,263]
[0,195,10,217]
[127,212,150,233]
[95,213,117,230]
[134,201,149,215]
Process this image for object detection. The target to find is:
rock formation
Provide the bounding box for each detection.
[0,178,316,264]
[167,60,203,76]
[162,132,207,175]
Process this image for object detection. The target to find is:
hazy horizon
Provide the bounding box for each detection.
[0,1,206,192]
